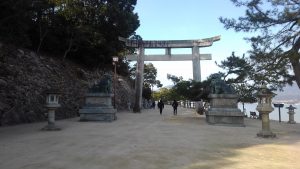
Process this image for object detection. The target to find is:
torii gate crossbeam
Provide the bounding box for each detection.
[119,36,220,112]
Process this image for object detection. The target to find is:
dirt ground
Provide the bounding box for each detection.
[0,105,300,169]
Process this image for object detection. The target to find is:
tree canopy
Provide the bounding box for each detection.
[130,62,162,100]
[167,74,183,85]
[216,53,257,107]
[167,74,209,101]
[216,52,253,84]
[130,63,162,89]
[220,0,300,89]
[0,0,140,67]
[144,63,162,88]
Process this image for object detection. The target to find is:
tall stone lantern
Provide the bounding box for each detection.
[42,89,61,131]
[286,105,296,124]
[255,84,276,138]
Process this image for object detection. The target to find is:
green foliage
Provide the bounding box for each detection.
[153,87,180,102]
[130,62,163,88]
[144,63,157,87]
[248,46,294,90]
[172,80,191,99]
[233,84,256,103]
[130,62,162,100]
[216,52,253,84]
[166,74,209,101]
[220,0,300,89]
[0,0,140,68]
[152,91,160,101]
[167,74,183,85]
[216,53,257,104]
[156,80,163,88]
[142,84,152,100]
[116,57,132,77]
[0,0,33,46]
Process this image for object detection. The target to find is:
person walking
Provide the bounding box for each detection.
[152,100,155,109]
[172,100,178,115]
[157,99,164,115]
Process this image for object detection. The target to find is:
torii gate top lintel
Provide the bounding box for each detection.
[119,35,220,48]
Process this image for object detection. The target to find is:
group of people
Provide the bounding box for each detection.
[157,99,179,115]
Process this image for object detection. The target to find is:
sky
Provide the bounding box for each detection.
[133,0,255,88]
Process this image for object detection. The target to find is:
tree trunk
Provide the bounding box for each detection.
[36,26,48,55]
[290,37,300,89]
[290,57,300,89]
[63,37,73,62]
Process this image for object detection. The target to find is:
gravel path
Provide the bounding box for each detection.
[0,105,299,169]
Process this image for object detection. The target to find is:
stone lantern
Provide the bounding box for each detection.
[42,89,61,131]
[286,105,296,124]
[255,84,276,138]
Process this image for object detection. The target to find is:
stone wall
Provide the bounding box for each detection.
[0,43,133,126]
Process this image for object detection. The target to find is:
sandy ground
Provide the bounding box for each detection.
[0,105,300,169]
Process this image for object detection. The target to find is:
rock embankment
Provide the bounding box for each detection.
[0,43,133,126]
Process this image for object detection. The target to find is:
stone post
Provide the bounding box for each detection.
[133,46,144,113]
[273,103,284,122]
[127,101,131,111]
[192,45,201,82]
[112,56,119,109]
[255,85,276,138]
[286,105,296,124]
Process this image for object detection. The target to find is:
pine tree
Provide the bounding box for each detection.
[220,0,300,89]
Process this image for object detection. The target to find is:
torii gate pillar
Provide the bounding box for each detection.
[192,45,201,81]
[133,46,144,112]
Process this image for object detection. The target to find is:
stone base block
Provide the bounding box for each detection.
[79,107,117,122]
[257,130,276,138]
[206,108,245,127]
[288,121,296,124]
[41,124,61,131]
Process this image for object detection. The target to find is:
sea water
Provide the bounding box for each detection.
[238,103,300,123]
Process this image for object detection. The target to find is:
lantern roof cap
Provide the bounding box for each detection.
[254,84,276,97]
[286,105,297,109]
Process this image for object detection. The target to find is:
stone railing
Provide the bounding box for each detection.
[179,100,196,109]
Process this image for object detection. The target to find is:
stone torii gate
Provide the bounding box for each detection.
[119,36,220,112]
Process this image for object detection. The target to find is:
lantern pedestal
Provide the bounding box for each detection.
[42,110,61,131]
[256,111,276,138]
[288,112,296,124]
